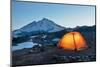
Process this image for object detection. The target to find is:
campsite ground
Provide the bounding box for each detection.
[12,44,96,66]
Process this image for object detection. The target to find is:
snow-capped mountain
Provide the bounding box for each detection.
[12,18,65,38]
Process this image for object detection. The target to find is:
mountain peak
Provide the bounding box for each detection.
[39,18,54,24]
[42,18,49,21]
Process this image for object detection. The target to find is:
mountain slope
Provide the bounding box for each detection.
[12,18,65,38]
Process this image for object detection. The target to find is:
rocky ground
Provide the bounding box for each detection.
[12,44,96,66]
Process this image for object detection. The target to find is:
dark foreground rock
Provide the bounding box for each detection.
[12,45,96,66]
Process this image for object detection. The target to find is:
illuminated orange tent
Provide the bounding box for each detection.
[58,32,88,51]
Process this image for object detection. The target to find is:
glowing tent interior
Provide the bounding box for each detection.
[58,32,88,51]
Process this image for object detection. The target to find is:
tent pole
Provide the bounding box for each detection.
[72,33,77,51]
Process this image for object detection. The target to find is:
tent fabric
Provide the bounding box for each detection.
[58,32,88,51]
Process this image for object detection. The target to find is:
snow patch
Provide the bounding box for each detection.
[12,42,37,51]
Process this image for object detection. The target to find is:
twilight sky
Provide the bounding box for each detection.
[12,1,95,30]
